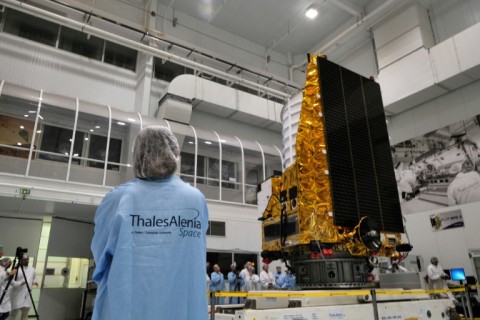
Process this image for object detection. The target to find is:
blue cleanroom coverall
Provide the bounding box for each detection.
[91,176,209,320]
[210,272,226,305]
[274,272,286,289]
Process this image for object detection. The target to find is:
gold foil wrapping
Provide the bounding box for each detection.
[262,54,403,257]
[295,55,336,245]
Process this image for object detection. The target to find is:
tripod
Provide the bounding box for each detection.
[229,275,243,304]
[0,255,39,320]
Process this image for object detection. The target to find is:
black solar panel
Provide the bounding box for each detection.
[317,57,403,233]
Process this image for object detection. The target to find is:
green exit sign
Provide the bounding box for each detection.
[20,188,31,195]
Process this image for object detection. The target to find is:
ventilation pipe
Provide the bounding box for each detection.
[156,75,283,130]
[2,0,293,101]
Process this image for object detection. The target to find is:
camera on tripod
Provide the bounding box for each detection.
[16,246,28,259]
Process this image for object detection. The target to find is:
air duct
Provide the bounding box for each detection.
[156,75,283,131]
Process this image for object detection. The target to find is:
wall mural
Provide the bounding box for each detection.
[393,114,480,214]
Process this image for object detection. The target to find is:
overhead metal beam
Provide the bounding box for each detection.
[326,0,362,18]
[3,0,295,99]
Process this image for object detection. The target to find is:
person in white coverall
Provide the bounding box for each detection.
[239,262,253,291]
[10,254,38,320]
[91,126,209,320]
[427,256,453,300]
[398,169,417,201]
[259,264,275,290]
[447,160,480,206]
[0,255,17,320]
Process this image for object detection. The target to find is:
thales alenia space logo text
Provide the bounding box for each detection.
[130,211,202,238]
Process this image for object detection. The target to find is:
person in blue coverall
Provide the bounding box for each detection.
[227,263,244,304]
[210,264,226,305]
[91,126,209,320]
[282,268,296,290]
[274,266,286,289]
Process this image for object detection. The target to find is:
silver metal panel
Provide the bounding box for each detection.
[379,272,423,290]
[235,299,453,320]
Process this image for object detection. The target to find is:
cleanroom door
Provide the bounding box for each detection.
[39,217,94,320]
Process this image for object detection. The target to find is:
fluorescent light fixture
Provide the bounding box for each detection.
[188,141,194,144]
[28,110,36,113]
[117,121,126,126]
[17,142,21,146]
[36,130,42,133]
[38,115,44,120]
[73,153,79,157]
[20,125,24,129]
[95,125,100,129]
[219,139,226,143]
[90,129,94,132]
[85,138,89,141]
[127,118,136,122]
[24,115,29,118]
[205,141,212,145]
[306,7,318,19]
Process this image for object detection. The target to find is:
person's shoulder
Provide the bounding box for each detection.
[172,177,206,196]
[97,180,138,210]
[106,179,138,197]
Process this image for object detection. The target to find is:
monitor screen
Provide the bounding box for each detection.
[450,268,466,281]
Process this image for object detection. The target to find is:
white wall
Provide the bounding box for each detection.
[403,202,480,276]
[429,0,480,43]
[387,78,480,145]
[337,40,378,79]
[0,33,137,112]
[206,201,262,254]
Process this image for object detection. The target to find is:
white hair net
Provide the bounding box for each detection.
[133,126,179,179]
[0,257,11,267]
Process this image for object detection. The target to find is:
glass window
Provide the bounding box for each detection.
[243,142,263,205]
[0,85,41,175]
[153,58,194,81]
[87,135,122,171]
[38,125,84,164]
[207,158,220,187]
[195,130,220,200]
[29,101,77,181]
[104,41,137,71]
[180,135,195,182]
[220,136,242,203]
[206,252,259,282]
[206,252,231,280]
[262,145,283,179]
[69,102,109,185]
[168,121,196,181]
[105,110,141,186]
[3,8,58,47]
[180,152,205,184]
[233,253,258,272]
[207,221,226,237]
[0,111,35,174]
[58,26,104,60]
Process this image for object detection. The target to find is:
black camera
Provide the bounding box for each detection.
[16,247,28,259]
